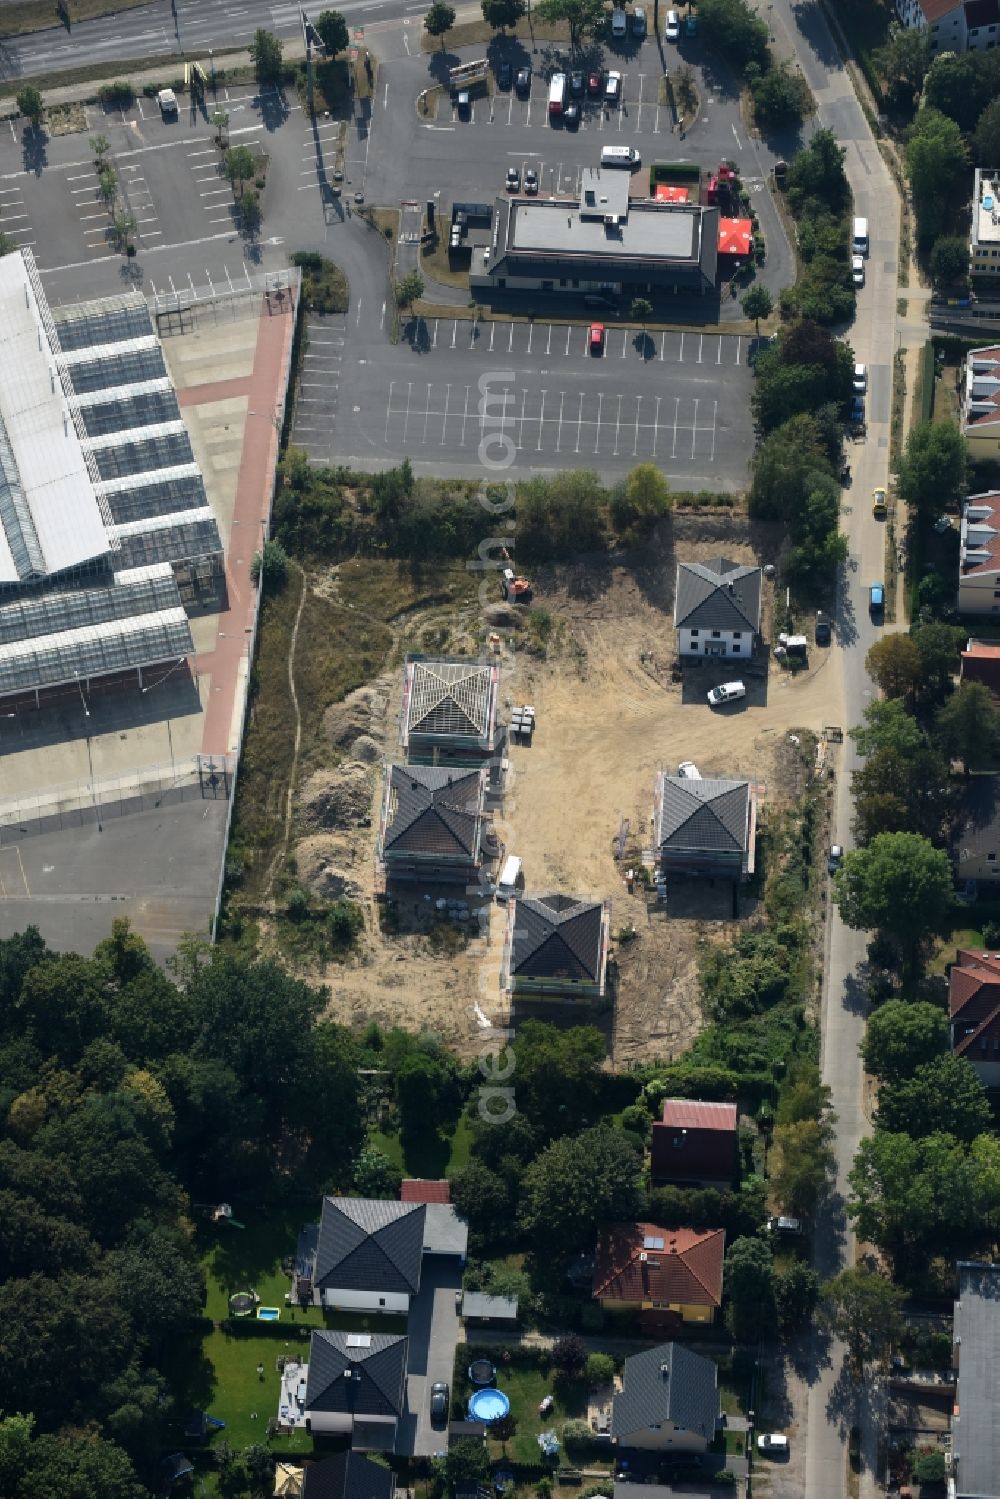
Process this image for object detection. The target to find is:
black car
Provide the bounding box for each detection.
[430,1383,449,1427]
[497,60,512,89]
[515,67,531,95]
[814,613,832,645]
[563,100,580,126]
[569,69,585,94]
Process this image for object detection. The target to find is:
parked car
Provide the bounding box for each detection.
[768,1215,803,1234]
[869,582,885,617]
[569,69,585,94]
[515,67,531,95]
[564,100,580,126]
[707,680,746,707]
[677,761,702,779]
[497,60,512,89]
[758,1434,789,1455]
[665,7,680,39]
[853,361,867,393]
[852,254,865,287]
[524,169,538,194]
[589,322,606,354]
[872,487,887,518]
[827,845,843,875]
[587,68,604,94]
[605,70,622,101]
[632,5,646,36]
[815,612,832,645]
[457,89,471,115]
[506,166,521,192]
[430,1383,449,1426]
[611,5,628,37]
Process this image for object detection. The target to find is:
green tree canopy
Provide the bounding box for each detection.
[930,235,970,289]
[751,62,808,126]
[974,95,1000,166]
[423,0,456,44]
[316,9,350,52]
[724,1234,775,1341]
[481,0,526,28]
[249,27,284,83]
[352,1146,403,1198]
[395,270,425,308]
[897,418,967,514]
[865,635,922,701]
[774,1259,820,1335]
[935,681,1000,774]
[861,1000,950,1084]
[698,0,768,69]
[610,463,671,540]
[833,832,953,972]
[770,1115,836,1217]
[906,109,970,244]
[848,1130,981,1268]
[786,129,849,216]
[224,145,256,191]
[450,1160,512,1241]
[925,49,1000,133]
[875,27,930,96]
[911,619,965,706]
[876,1054,993,1143]
[15,86,43,128]
[741,283,772,334]
[517,470,606,563]
[821,1267,906,1373]
[534,0,605,44]
[517,1125,643,1256]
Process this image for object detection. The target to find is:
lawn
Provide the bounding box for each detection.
[369,1114,473,1180]
[927,901,1000,976]
[199,1200,321,1324]
[466,1363,601,1467]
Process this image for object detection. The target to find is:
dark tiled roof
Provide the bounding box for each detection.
[383,765,484,859]
[400,1179,451,1203]
[593,1222,725,1308]
[952,1261,1000,1499]
[315,1197,425,1294]
[509,893,605,982]
[303,1452,396,1499]
[655,777,751,854]
[611,1341,718,1442]
[966,0,1000,27]
[305,1330,409,1419]
[673,557,762,633]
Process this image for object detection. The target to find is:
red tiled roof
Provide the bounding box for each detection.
[661,1099,738,1132]
[593,1222,725,1308]
[961,496,1000,575]
[962,642,1000,693]
[400,1179,451,1204]
[964,641,1000,660]
[919,0,961,14]
[950,950,1000,1020]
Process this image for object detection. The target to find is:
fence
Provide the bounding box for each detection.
[0,754,233,846]
[151,268,297,337]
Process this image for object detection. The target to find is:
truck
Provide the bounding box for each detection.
[496,855,523,902]
[156,88,179,118]
[448,59,488,94]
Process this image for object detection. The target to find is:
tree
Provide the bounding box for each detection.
[861,1000,949,1084]
[906,108,969,244]
[821,1267,906,1373]
[833,832,953,977]
[877,1055,993,1143]
[865,635,922,701]
[850,698,924,759]
[316,9,350,52]
[250,27,284,84]
[724,1234,775,1341]
[974,96,1000,167]
[896,418,967,514]
[395,1049,460,1138]
[551,1333,587,1373]
[786,129,849,216]
[251,537,289,590]
[16,86,43,129]
[451,1160,511,1239]
[517,469,606,563]
[930,235,970,289]
[517,1126,643,1256]
[395,270,425,309]
[775,1260,820,1335]
[875,27,930,99]
[742,283,772,335]
[751,63,808,127]
[534,0,605,47]
[925,50,996,134]
[511,1021,604,1140]
[674,64,697,117]
[111,206,137,253]
[585,1352,615,1385]
[935,681,1000,773]
[481,0,526,29]
[911,620,965,706]
[20,1429,146,1499]
[423,0,456,46]
[224,145,256,194]
[353,1146,402,1198]
[848,1130,980,1268]
[212,110,230,147]
[698,0,768,69]
[89,133,110,163]
[610,462,671,540]
[441,1438,491,1494]
[97,165,118,205]
[630,296,653,343]
[770,1116,836,1217]
[913,1450,947,1486]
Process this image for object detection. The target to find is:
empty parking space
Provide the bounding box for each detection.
[185,142,238,229]
[410,318,743,368]
[298,119,342,193]
[290,314,346,463]
[0,179,33,250]
[118,160,162,244]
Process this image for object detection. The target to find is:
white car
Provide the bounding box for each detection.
[852,255,865,287]
[605,70,622,101]
[665,7,680,40]
[707,681,746,707]
[758,1434,789,1455]
[853,362,867,393]
[677,761,702,779]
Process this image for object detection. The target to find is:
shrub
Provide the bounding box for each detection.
[98,80,135,106]
[584,1352,615,1386]
[551,1334,587,1374]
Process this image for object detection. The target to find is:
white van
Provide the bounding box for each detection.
[600,145,640,167]
[496,855,523,902]
[852,216,869,256]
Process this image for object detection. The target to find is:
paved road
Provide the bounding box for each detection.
[760,5,901,1499]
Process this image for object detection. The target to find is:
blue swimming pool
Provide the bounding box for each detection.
[468,1389,510,1423]
[257,1306,280,1322]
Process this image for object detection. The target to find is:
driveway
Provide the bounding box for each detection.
[398,1255,463,1457]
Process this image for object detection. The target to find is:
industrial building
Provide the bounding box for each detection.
[0,249,221,711]
[471,169,718,298]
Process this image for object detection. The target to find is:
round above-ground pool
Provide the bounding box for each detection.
[468,1359,496,1387]
[468,1389,510,1424]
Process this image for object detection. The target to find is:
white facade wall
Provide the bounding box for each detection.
[958,567,1000,613]
[320,1287,411,1315]
[677,626,753,658]
[307,1411,354,1435]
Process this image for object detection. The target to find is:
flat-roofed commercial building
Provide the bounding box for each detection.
[0,249,221,709]
[471,169,718,298]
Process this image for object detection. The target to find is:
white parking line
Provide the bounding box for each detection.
[65,171,94,181]
[653,395,661,457]
[187,148,216,158]
[537,390,546,450]
[613,394,621,455]
[555,391,564,451]
[717,337,723,365]
[710,401,718,461]
[461,384,470,444]
[691,397,699,459]
[679,332,685,361]
[0,212,29,222]
[574,391,584,452]
[671,396,679,458]
[441,383,451,444]
[735,336,741,365]
[201,187,231,197]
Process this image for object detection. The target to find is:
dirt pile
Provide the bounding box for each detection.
[299,762,374,830]
[323,681,390,751]
[297,834,366,902]
[351,734,381,764]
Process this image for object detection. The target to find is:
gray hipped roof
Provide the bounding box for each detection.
[952,1261,1000,1499]
[510,893,605,982]
[611,1342,718,1442]
[674,558,762,633]
[655,777,751,854]
[302,1451,396,1499]
[305,1330,408,1419]
[383,765,483,858]
[315,1198,425,1294]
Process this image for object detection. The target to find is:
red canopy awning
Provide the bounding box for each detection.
[718,217,752,256]
[654,183,689,202]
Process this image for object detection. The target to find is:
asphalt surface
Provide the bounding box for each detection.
[398,1257,462,1458]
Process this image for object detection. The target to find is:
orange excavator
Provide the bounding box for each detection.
[499,548,532,603]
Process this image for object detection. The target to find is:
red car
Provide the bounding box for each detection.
[587,69,603,95]
[589,322,605,354]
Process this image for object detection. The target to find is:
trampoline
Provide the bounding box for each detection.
[468,1359,496,1387]
[229,1292,255,1318]
[257,1306,280,1322]
[468,1389,510,1424]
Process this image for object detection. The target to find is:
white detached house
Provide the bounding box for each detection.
[673,557,762,659]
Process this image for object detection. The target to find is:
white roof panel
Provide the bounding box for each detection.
[0,253,108,579]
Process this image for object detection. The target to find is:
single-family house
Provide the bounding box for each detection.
[959,494,1000,613]
[673,557,762,659]
[611,1342,720,1453]
[951,1261,1000,1499]
[376,764,490,883]
[893,0,998,52]
[593,1222,725,1326]
[302,1450,396,1499]
[962,354,1000,461]
[950,947,1000,1085]
[302,1330,408,1448]
[961,639,1000,693]
[652,773,757,881]
[651,1099,738,1188]
[293,1196,468,1313]
[501,892,611,1001]
[400,656,500,765]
